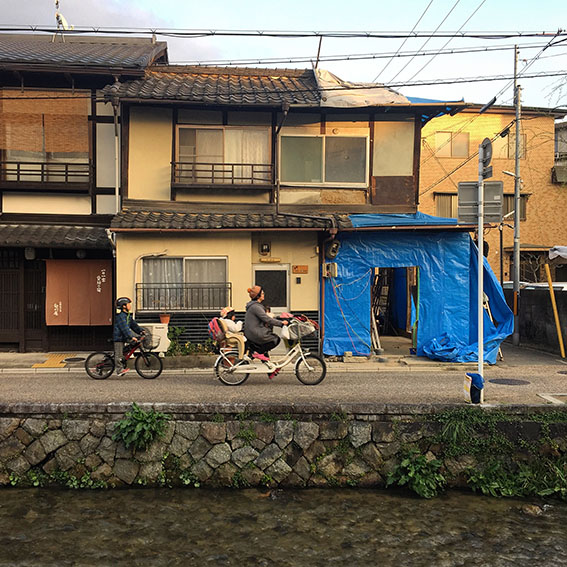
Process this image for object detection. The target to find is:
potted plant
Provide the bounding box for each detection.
[159,313,171,324]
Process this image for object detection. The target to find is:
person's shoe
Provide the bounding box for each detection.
[252,352,270,362]
[268,368,280,379]
[116,367,129,376]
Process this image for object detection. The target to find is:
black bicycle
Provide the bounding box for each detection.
[85,331,163,380]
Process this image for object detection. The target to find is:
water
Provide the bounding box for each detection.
[1,489,566,566]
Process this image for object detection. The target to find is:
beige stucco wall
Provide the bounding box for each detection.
[373,121,414,176]
[128,106,172,201]
[2,193,91,214]
[115,231,319,314]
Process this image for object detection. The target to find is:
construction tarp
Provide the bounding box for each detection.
[323,217,513,363]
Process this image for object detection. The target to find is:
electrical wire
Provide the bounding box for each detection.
[372,0,435,82]
[403,0,487,84]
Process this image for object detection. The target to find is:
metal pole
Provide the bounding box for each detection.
[478,145,485,385]
[512,46,522,346]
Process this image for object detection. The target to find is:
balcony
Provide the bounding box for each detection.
[0,160,92,192]
[171,161,273,188]
[135,282,232,312]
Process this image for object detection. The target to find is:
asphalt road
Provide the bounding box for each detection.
[1,358,566,406]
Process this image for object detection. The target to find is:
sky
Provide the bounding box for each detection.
[2,0,566,110]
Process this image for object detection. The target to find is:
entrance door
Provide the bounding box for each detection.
[252,265,289,313]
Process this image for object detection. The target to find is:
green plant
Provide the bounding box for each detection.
[112,403,171,451]
[237,424,256,445]
[179,470,200,488]
[387,449,446,498]
[166,326,215,356]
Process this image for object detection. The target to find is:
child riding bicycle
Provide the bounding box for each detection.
[113,297,144,376]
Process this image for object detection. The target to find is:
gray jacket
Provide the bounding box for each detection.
[244,300,283,345]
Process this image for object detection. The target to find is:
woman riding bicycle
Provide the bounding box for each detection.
[113,297,143,376]
[244,285,288,364]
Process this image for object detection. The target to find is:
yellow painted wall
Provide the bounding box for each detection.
[115,231,319,314]
[2,193,91,214]
[128,106,172,201]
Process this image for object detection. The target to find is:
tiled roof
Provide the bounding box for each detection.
[0,34,168,72]
[101,66,320,105]
[111,210,352,230]
[0,224,110,248]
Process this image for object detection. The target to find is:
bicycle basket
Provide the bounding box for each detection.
[288,320,317,340]
[141,332,160,350]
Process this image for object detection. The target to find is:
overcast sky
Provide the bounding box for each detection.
[3,0,566,110]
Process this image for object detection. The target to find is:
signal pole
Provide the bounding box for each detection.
[512,46,522,346]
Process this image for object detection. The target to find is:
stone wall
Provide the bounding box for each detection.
[1,402,566,490]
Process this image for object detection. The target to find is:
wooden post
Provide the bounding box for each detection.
[544,263,565,358]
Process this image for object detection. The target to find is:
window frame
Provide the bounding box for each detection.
[434,192,528,221]
[279,133,369,187]
[434,131,470,158]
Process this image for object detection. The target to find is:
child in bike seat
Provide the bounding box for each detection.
[113,296,143,376]
[219,306,246,360]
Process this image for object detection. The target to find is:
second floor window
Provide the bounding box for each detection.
[0,89,89,184]
[281,135,367,185]
[435,132,469,158]
[176,126,270,184]
[435,193,527,221]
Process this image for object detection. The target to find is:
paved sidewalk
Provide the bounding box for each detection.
[0,342,565,407]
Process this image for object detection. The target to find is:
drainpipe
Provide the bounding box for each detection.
[105,78,122,214]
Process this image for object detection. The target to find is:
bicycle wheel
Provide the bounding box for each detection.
[85,352,114,380]
[214,350,250,386]
[294,354,326,385]
[135,352,163,379]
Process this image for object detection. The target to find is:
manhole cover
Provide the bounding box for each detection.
[63,357,85,363]
[488,378,530,386]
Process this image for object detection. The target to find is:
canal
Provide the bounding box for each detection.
[1,489,566,566]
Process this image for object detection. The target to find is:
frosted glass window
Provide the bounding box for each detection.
[281,136,322,182]
[325,137,366,182]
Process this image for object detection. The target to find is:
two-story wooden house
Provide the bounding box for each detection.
[0,33,167,351]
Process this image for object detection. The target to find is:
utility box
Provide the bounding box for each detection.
[323,263,338,278]
[458,181,503,224]
[140,323,170,356]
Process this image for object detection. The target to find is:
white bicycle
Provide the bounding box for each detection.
[213,318,326,386]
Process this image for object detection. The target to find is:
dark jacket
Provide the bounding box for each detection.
[244,300,283,345]
[113,311,143,342]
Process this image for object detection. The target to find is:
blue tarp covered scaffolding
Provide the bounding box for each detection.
[322,213,513,364]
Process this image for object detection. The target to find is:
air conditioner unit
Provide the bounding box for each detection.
[323,262,338,278]
[140,323,171,356]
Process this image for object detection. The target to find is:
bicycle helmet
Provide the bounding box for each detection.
[115,297,132,309]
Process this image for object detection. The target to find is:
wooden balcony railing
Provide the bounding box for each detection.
[172,161,273,186]
[0,160,92,190]
[136,282,232,312]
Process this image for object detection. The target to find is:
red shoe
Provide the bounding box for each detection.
[252,352,270,362]
[268,368,280,379]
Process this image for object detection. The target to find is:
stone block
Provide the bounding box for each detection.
[241,465,264,486]
[169,434,192,457]
[0,418,20,441]
[191,459,213,482]
[316,454,342,478]
[42,457,58,475]
[361,443,383,470]
[294,422,319,450]
[349,422,371,448]
[319,421,348,440]
[88,420,106,438]
[91,463,113,482]
[56,442,83,472]
[25,440,47,466]
[205,443,232,468]
[22,418,47,437]
[189,437,212,461]
[265,458,292,483]
[14,428,33,446]
[85,454,102,471]
[304,440,327,462]
[372,422,396,443]
[226,421,240,441]
[139,462,163,484]
[213,462,239,486]
[62,420,91,441]
[176,421,200,441]
[343,458,370,478]
[292,456,311,481]
[201,422,226,444]
[254,443,282,470]
[40,430,67,454]
[0,437,25,460]
[80,434,101,456]
[232,446,259,468]
[113,459,139,485]
[254,423,274,444]
[97,436,116,465]
[7,455,31,476]
[275,420,294,449]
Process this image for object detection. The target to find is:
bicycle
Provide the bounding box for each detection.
[85,331,163,380]
[213,317,326,386]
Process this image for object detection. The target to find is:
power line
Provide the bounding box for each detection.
[170,41,564,67]
[1,25,566,40]
[372,0,435,82]
[387,0,463,84]
[403,0,488,84]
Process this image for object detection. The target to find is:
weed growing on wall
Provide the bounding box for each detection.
[112,403,170,451]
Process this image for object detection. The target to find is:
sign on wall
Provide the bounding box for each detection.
[45,260,112,326]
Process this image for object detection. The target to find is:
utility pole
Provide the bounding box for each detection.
[512,46,522,346]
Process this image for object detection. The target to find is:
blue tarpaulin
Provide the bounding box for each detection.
[323,215,513,364]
